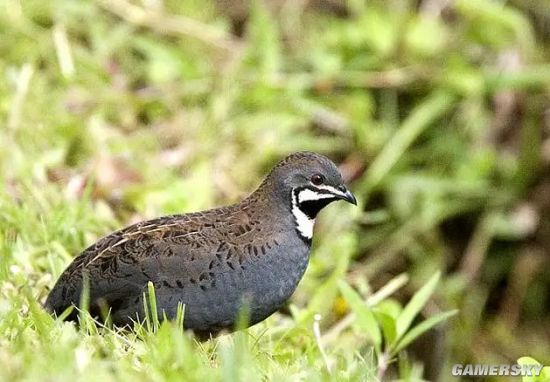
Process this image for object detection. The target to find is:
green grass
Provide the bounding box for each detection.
[1,0,550,380]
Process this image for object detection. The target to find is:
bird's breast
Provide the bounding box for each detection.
[179,236,310,332]
[242,240,310,321]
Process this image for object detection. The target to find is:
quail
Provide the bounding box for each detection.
[45,151,357,336]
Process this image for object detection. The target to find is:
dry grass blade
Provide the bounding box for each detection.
[96,0,242,52]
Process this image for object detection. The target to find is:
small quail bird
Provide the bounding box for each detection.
[45,151,357,336]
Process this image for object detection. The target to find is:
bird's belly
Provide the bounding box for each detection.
[154,245,310,333]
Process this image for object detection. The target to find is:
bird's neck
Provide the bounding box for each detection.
[245,181,322,245]
[243,180,296,224]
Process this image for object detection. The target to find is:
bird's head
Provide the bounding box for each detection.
[263,151,357,240]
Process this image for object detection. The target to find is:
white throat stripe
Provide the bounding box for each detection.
[292,190,315,240]
[291,185,344,240]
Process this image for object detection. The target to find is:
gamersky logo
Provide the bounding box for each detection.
[451,364,544,377]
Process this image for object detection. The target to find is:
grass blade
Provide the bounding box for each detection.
[359,91,455,196]
[147,281,160,332]
[393,310,457,354]
[338,281,382,353]
[396,271,441,339]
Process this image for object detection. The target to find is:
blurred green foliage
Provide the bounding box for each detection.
[1,0,549,380]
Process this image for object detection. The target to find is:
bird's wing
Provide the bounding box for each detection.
[44,205,271,323]
[44,215,220,318]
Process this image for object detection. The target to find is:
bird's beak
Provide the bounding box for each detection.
[337,186,357,205]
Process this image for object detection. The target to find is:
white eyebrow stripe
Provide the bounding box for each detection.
[297,188,337,203]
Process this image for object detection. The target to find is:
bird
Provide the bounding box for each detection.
[45,151,357,337]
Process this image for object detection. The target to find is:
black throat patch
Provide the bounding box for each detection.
[299,198,336,219]
[294,186,338,219]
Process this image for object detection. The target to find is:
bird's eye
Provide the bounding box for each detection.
[310,174,324,185]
